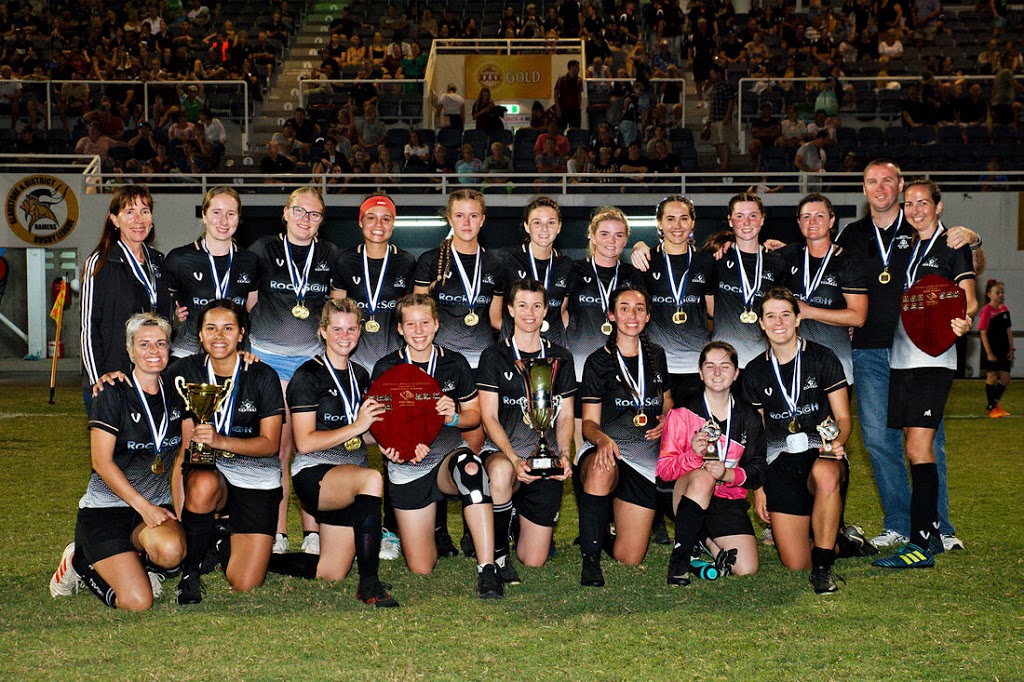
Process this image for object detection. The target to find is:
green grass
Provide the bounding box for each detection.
[1,382,1022,680]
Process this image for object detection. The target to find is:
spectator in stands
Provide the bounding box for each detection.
[557,0,583,38]
[0,65,22,128]
[901,84,936,129]
[777,105,808,149]
[249,31,280,75]
[977,39,1001,74]
[647,138,681,177]
[588,56,613,98]
[404,130,431,172]
[529,100,550,130]
[878,30,904,59]
[913,0,942,43]
[567,145,593,179]
[806,109,837,146]
[534,121,570,157]
[957,83,989,128]
[483,141,514,188]
[369,32,388,67]
[720,30,747,66]
[401,43,428,87]
[168,111,197,150]
[357,104,387,147]
[330,7,360,38]
[419,8,438,38]
[272,122,310,161]
[794,130,828,174]
[589,122,622,160]
[14,124,44,157]
[706,65,736,174]
[349,63,379,113]
[84,102,126,141]
[377,145,401,181]
[455,142,483,185]
[689,16,716,108]
[437,83,466,131]
[380,5,409,34]
[128,122,160,163]
[285,107,319,145]
[748,103,781,171]
[535,136,568,174]
[554,60,584,130]
[463,17,481,40]
[381,44,404,78]
[652,39,680,76]
[591,145,618,181]
[472,88,506,132]
[618,141,648,184]
[428,143,455,182]
[313,135,354,188]
[260,139,298,178]
[934,83,959,126]
[746,31,771,67]
[264,12,293,43]
[346,35,368,65]
[75,123,128,165]
[991,55,1024,125]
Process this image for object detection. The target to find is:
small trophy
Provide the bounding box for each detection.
[701,418,722,462]
[175,376,234,469]
[515,358,564,478]
[816,416,841,459]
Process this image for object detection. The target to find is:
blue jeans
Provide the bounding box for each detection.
[852,348,954,535]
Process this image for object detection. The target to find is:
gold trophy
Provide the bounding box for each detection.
[701,418,722,462]
[175,376,234,469]
[515,358,564,478]
[816,416,841,459]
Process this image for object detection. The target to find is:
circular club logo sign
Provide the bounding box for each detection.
[476,64,503,88]
[5,174,80,246]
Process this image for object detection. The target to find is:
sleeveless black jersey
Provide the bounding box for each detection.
[371,345,477,484]
[287,356,372,471]
[581,342,669,482]
[331,243,416,371]
[565,258,642,381]
[168,354,284,489]
[413,246,507,367]
[163,239,261,357]
[476,338,577,458]
[499,244,575,346]
[80,379,184,508]
[779,243,868,385]
[740,339,847,464]
[248,234,339,358]
[641,244,716,374]
[710,246,786,368]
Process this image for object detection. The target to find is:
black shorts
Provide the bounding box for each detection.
[483,450,564,526]
[667,372,702,406]
[577,446,657,510]
[704,496,755,539]
[980,351,1011,373]
[292,465,357,527]
[75,506,148,564]
[888,367,954,429]
[764,450,819,516]
[223,482,282,537]
[388,459,449,511]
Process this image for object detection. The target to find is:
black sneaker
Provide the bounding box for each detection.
[841,524,879,557]
[175,572,205,605]
[667,546,692,586]
[199,531,229,575]
[459,532,476,559]
[477,564,504,600]
[580,555,605,587]
[496,555,521,586]
[435,529,459,558]
[651,516,671,545]
[357,580,400,608]
[809,566,844,595]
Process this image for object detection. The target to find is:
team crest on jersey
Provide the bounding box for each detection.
[692,273,705,283]
[821,275,838,286]
[193,271,204,281]
[483,274,495,284]
[131,412,141,423]
[896,236,912,249]
[556,277,566,287]
[170,407,181,421]
[352,276,362,284]
[238,399,257,413]
[517,269,527,278]
[237,273,252,284]
[803,377,818,390]
[276,258,285,267]
[922,257,940,269]
[394,276,406,287]
[503,371,514,381]
[315,262,330,272]
[442,380,456,392]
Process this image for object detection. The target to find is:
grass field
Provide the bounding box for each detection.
[1,382,1022,681]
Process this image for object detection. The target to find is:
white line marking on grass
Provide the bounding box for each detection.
[0,412,79,419]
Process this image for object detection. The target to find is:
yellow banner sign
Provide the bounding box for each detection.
[466,56,551,100]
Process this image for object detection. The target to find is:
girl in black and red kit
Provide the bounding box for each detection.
[81,185,171,410]
[163,187,260,359]
[282,298,399,607]
[50,313,185,610]
[167,299,285,605]
[575,285,672,587]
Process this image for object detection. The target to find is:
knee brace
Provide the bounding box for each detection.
[447,448,492,507]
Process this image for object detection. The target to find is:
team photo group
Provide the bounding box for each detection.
[49,156,991,611]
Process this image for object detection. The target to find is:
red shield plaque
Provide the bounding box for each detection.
[900,274,967,357]
[367,364,445,461]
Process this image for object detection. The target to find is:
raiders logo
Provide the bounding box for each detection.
[5,174,80,246]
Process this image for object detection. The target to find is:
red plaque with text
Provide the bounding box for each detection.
[366,364,445,461]
[901,274,966,357]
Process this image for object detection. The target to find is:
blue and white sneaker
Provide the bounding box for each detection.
[872,543,935,569]
[379,529,401,560]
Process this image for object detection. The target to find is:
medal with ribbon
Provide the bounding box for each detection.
[323,356,363,451]
[802,244,835,301]
[118,241,158,312]
[770,342,803,435]
[284,236,316,319]
[872,210,903,285]
[736,247,763,324]
[132,371,169,475]
[663,245,691,325]
[206,355,240,442]
[616,346,648,428]
[528,245,552,333]
[362,244,391,333]
[904,222,945,291]
[451,245,483,326]
[203,238,234,299]
[592,259,619,335]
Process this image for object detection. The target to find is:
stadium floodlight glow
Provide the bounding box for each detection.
[394,216,449,230]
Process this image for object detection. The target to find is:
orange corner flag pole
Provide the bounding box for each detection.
[48,278,67,405]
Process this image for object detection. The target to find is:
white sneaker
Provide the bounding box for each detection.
[941,533,965,551]
[273,533,289,554]
[759,526,774,546]
[301,532,320,555]
[50,542,82,597]
[148,571,165,599]
[870,528,909,548]
[379,528,401,560]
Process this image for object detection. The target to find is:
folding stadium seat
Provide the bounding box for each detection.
[437,127,462,149]
[885,127,910,146]
[855,96,878,122]
[938,126,965,145]
[386,127,410,149]
[965,126,990,145]
[567,128,590,152]
[991,125,1019,146]
[400,94,423,125]
[858,126,884,146]
[418,129,436,148]
[514,127,539,154]
[488,129,513,147]
[908,127,936,145]
[837,126,858,146]
[378,93,401,124]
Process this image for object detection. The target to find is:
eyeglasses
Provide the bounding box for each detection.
[289,205,324,223]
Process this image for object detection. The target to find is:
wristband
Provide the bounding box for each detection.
[445,412,459,427]
[970,237,983,251]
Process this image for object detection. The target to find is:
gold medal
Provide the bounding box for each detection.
[788,418,801,434]
[464,311,480,326]
[365,317,381,333]
[292,304,310,319]
[740,310,757,324]
[672,309,687,325]
[151,458,165,475]
[601,321,614,335]
[633,412,649,428]
[541,319,550,333]
[344,437,362,451]
[878,269,891,285]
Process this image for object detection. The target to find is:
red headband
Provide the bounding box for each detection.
[359,196,396,223]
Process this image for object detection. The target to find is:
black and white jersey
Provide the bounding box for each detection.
[168,354,284,489]
[163,239,261,357]
[372,345,477,484]
[476,338,577,458]
[890,229,974,371]
[248,234,339,358]
[779,243,868,385]
[836,213,917,350]
[710,246,786,368]
[331,243,416,371]
[413,246,507,367]
[641,244,716,374]
[565,258,642,381]
[580,342,668,482]
[740,339,847,464]
[81,245,171,387]
[499,244,575,346]
[287,356,372,472]
[80,379,184,508]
